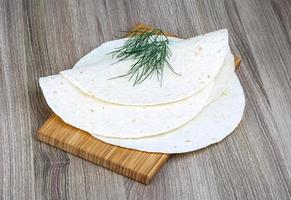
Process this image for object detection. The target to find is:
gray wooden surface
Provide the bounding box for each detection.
[1,0,290,199]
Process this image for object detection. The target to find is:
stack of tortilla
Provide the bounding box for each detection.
[39,29,245,154]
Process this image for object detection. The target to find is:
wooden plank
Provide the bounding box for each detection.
[0,1,35,199]
[36,115,169,184]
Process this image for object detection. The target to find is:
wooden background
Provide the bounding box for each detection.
[0,0,290,199]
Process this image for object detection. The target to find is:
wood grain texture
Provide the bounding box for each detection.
[1,0,291,199]
[36,115,169,184]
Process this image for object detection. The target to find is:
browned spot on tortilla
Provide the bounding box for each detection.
[235,56,242,70]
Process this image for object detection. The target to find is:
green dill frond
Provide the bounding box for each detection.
[108,28,175,86]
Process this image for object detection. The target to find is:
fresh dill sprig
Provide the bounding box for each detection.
[109,28,176,86]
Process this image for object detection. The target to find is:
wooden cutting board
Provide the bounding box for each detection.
[36,24,241,184]
[37,115,169,184]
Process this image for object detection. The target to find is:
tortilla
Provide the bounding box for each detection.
[39,74,211,138]
[61,29,229,106]
[90,75,245,153]
[39,49,234,138]
[39,29,235,139]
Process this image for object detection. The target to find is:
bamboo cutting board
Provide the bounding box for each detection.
[37,115,169,184]
[36,24,241,184]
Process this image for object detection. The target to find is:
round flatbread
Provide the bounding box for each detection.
[39,51,234,138]
[91,75,245,153]
[39,75,211,138]
[61,29,229,106]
